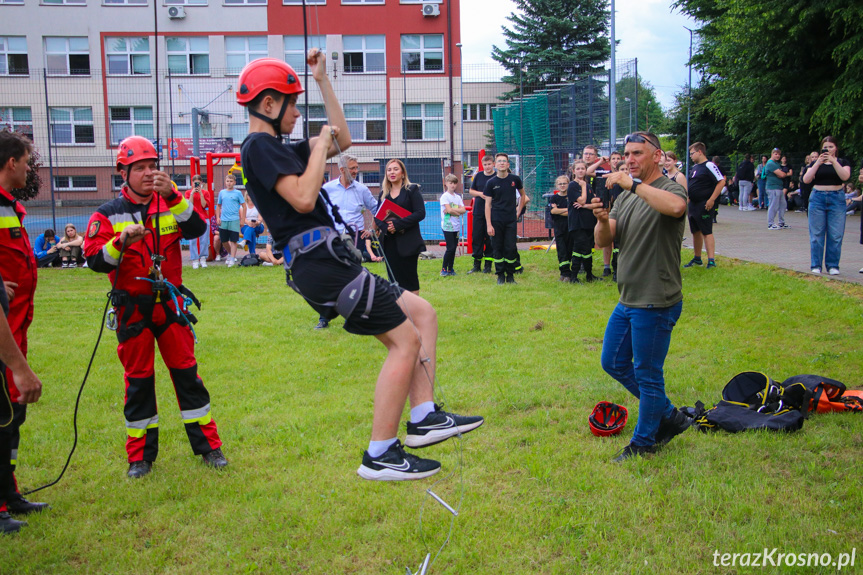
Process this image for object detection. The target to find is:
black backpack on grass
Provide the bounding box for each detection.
[239,254,261,267]
[686,372,812,433]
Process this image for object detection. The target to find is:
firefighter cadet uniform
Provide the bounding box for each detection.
[0,183,49,517]
[84,136,226,478]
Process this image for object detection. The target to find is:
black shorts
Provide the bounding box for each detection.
[219,228,240,243]
[289,248,407,336]
[688,202,713,236]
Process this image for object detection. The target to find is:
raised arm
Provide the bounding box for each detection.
[306,49,351,158]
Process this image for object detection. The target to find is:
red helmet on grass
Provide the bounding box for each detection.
[116,136,158,171]
[589,402,628,437]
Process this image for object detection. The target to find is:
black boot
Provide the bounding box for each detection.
[467,260,482,274]
[0,511,25,534]
[6,494,49,515]
[654,408,692,447]
[482,261,492,274]
[127,460,153,479]
[584,262,598,282]
[496,274,505,285]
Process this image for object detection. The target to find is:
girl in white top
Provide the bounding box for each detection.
[439,173,466,276]
[239,191,265,255]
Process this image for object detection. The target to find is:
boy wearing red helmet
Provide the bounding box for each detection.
[84,136,227,479]
[237,52,483,481]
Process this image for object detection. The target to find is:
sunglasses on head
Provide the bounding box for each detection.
[624,133,661,150]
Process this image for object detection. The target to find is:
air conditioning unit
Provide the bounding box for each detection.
[167,6,186,19]
[421,2,440,17]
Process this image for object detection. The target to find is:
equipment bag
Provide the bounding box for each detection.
[780,374,863,414]
[240,254,261,267]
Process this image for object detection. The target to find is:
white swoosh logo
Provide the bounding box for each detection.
[377,460,411,471]
[419,416,454,430]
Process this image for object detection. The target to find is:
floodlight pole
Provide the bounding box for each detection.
[609,0,616,153]
[684,26,693,177]
[456,43,464,173]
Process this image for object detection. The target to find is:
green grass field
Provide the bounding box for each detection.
[3,250,862,574]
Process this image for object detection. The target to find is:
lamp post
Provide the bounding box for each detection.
[609,0,616,153]
[624,97,632,135]
[456,43,464,175]
[684,26,693,177]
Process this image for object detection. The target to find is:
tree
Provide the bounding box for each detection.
[673,0,863,156]
[492,0,610,100]
[615,74,667,139]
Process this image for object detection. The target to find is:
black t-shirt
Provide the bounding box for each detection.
[240,133,335,251]
[470,171,495,213]
[806,158,851,187]
[687,161,724,203]
[566,180,597,231]
[483,174,523,223]
[548,193,569,235]
[736,160,755,181]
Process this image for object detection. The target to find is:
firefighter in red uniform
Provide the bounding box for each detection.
[84,136,227,479]
[0,131,49,528]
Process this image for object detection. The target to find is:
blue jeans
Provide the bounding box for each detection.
[189,221,210,261]
[808,190,846,270]
[600,300,683,447]
[241,223,264,255]
[757,178,767,208]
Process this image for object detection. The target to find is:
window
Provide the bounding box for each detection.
[463,103,495,122]
[0,0,24,4]
[284,36,325,74]
[106,37,150,75]
[403,103,443,141]
[282,0,324,4]
[112,174,125,190]
[0,107,33,140]
[103,0,147,4]
[345,103,386,142]
[302,105,327,137]
[170,174,190,188]
[400,34,442,73]
[42,0,85,4]
[166,37,209,75]
[224,0,265,4]
[165,0,206,5]
[169,123,192,138]
[343,35,384,74]
[0,37,28,75]
[342,0,383,4]
[109,107,154,144]
[50,107,94,145]
[54,175,97,191]
[225,36,267,75]
[45,37,90,75]
[359,171,380,187]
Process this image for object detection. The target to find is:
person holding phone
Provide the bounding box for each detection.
[803,136,852,275]
[185,174,211,269]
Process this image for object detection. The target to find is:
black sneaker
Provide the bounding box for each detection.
[202,447,228,469]
[654,408,692,447]
[602,268,612,277]
[612,443,655,463]
[497,274,505,285]
[314,318,329,330]
[405,404,484,448]
[0,511,25,534]
[505,274,516,284]
[127,460,153,478]
[683,258,702,268]
[357,440,441,481]
[5,495,49,516]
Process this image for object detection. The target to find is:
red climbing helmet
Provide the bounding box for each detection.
[236,58,304,105]
[589,401,628,437]
[116,136,158,170]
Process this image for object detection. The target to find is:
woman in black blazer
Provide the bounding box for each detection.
[375,158,426,293]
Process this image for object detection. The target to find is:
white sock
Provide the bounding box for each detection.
[410,401,436,423]
[367,437,397,458]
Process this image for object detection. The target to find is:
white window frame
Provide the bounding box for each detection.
[0,37,28,76]
[54,175,98,192]
[103,0,147,5]
[170,174,190,188]
[112,174,125,190]
[0,107,33,141]
[42,0,86,5]
[343,35,385,74]
[109,106,155,144]
[105,37,150,76]
[400,34,443,73]
[166,37,209,75]
[223,0,265,4]
[45,37,91,76]
[359,171,381,188]
[225,36,268,75]
[463,103,495,122]
[283,35,325,74]
[165,0,207,5]
[49,107,94,146]
[282,0,324,4]
[403,103,444,141]
[342,0,383,4]
[0,0,25,4]
[344,103,386,142]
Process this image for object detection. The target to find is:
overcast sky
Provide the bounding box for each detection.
[459,0,699,110]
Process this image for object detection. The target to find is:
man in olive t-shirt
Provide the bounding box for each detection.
[588,131,692,462]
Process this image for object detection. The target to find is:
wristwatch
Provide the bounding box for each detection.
[630,178,642,195]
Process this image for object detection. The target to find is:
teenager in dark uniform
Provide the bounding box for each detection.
[237,55,482,481]
[548,175,571,281]
[483,153,525,284]
[567,160,599,282]
[585,146,615,276]
[467,153,495,274]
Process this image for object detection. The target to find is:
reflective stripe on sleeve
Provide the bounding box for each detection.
[169,197,195,222]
